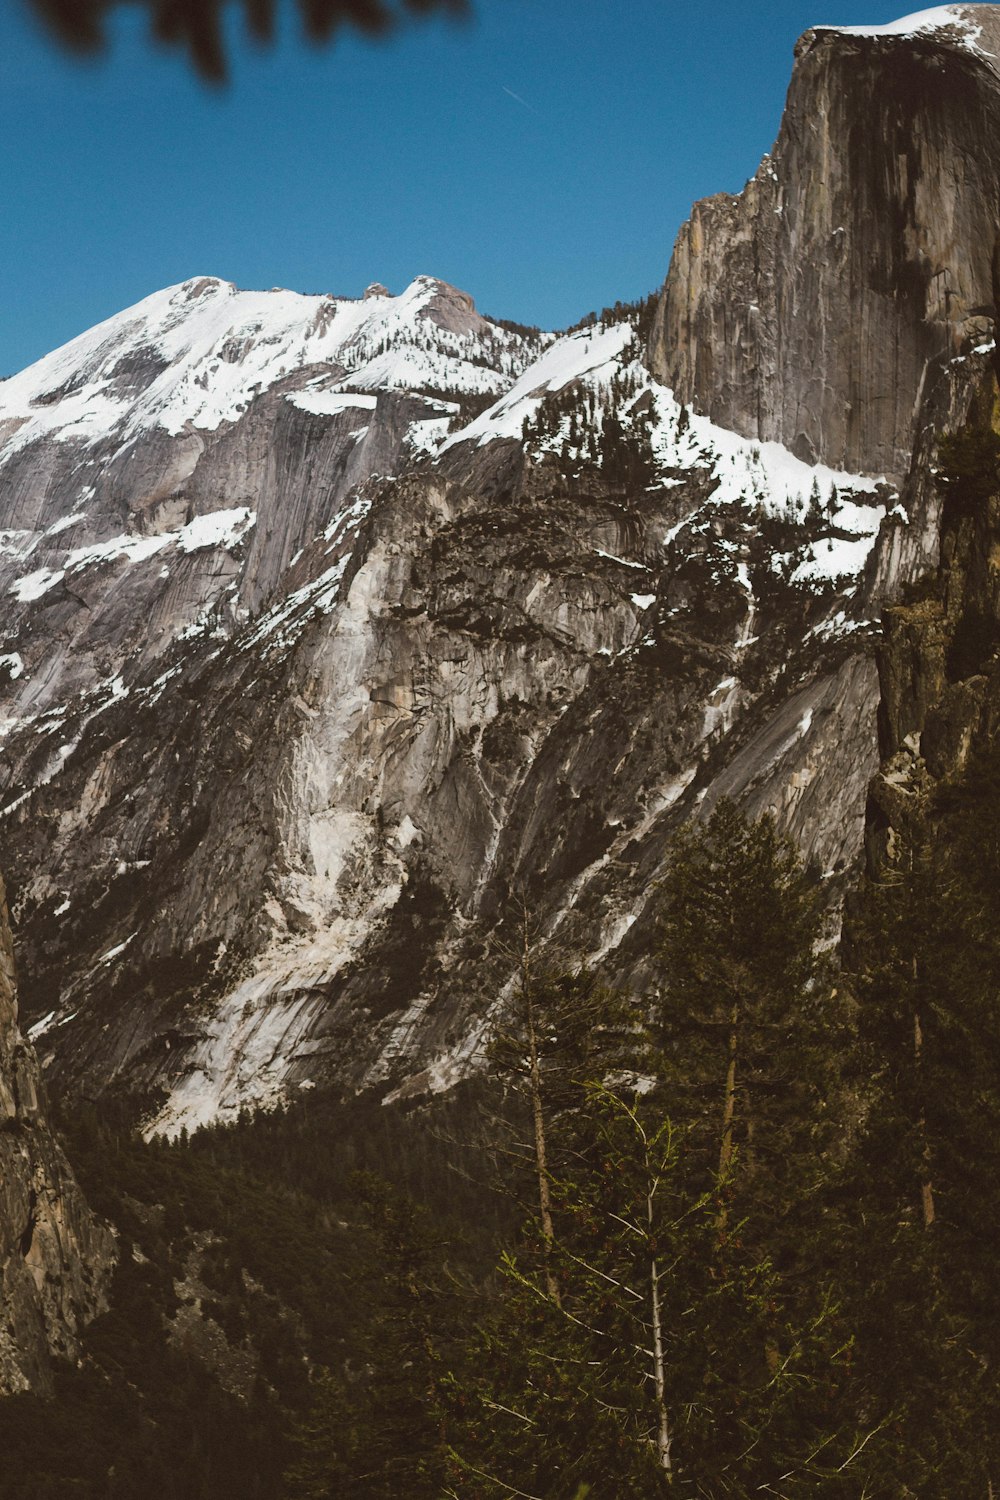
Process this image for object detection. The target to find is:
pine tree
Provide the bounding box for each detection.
[845,752,1000,1497]
[452,1086,861,1498]
[648,803,869,1481]
[285,1368,356,1499]
[487,901,628,1303]
[285,1173,451,1499]
[652,800,844,1258]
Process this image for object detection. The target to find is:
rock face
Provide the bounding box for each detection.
[0,874,113,1394]
[0,296,905,1130]
[867,360,1000,865]
[650,4,1000,479]
[0,9,996,1137]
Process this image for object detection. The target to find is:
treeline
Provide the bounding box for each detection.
[561,292,660,344]
[521,362,656,491]
[5,781,1000,1493]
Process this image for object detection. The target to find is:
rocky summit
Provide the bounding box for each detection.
[2,3,1000,1387]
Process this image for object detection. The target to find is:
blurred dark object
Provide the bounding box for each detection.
[26,0,471,80]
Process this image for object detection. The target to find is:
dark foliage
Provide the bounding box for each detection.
[936,424,1000,518]
[0,1081,503,1499]
[29,0,469,81]
[844,747,1000,1496]
[10,785,1000,1494]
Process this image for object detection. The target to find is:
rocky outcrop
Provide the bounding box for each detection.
[0,874,114,1394]
[650,5,1000,479]
[867,363,1000,864]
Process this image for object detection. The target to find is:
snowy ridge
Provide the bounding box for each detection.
[441,313,893,592]
[0,273,545,460]
[439,322,636,449]
[813,4,995,59]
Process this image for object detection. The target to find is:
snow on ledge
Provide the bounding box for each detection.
[813,5,987,49]
[8,507,256,602]
[286,389,379,418]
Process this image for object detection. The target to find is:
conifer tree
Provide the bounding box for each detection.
[286,1173,451,1499]
[452,1086,861,1498]
[845,754,1000,1497]
[652,800,844,1261]
[487,902,627,1303]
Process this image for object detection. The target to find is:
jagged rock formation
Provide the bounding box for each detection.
[0,7,996,1135]
[0,874,114,1393]
[650,4,1000,479]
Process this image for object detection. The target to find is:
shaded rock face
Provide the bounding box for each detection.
[0,359,930,1130]
[867,366,1000,865]
[0,875,114,1394]
[650,5,1000,479]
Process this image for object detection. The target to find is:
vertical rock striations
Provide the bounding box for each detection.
[650,5,1000,479]
[867,360,1000,864]
[0,875,113,1394]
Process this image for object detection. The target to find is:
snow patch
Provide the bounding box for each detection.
[440,322,635,450]
[287,389,379,417]
[176,507,256,553]
[99,932,138,964]
[26,1011,57,1042]
[8,507,256,604]
[816,5,985,45]
[11,567,65,602]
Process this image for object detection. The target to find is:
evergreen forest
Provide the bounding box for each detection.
[5,752,1000,1497]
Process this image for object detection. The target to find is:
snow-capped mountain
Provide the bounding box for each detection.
[0,274,545,729]
[0,273,542,454]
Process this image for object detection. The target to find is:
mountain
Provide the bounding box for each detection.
[0,4,997,1170]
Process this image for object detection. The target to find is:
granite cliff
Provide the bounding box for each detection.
[650,3,1000,479]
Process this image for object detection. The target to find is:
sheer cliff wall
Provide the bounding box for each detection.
[650,6,1000,479]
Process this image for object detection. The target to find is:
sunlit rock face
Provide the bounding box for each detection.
[0,875,114,1394]
[0,10,996,1135]
[650,4,1000,479]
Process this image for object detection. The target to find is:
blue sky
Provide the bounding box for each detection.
[2,0,917,373]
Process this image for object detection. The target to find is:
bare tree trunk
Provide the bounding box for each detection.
[520,908,561,1306]
[716,998,739,1230]
[646,1144,673,1480]
[407,1267,446,1445]
[719,1000,739,1177]
[913,993,935,1229]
